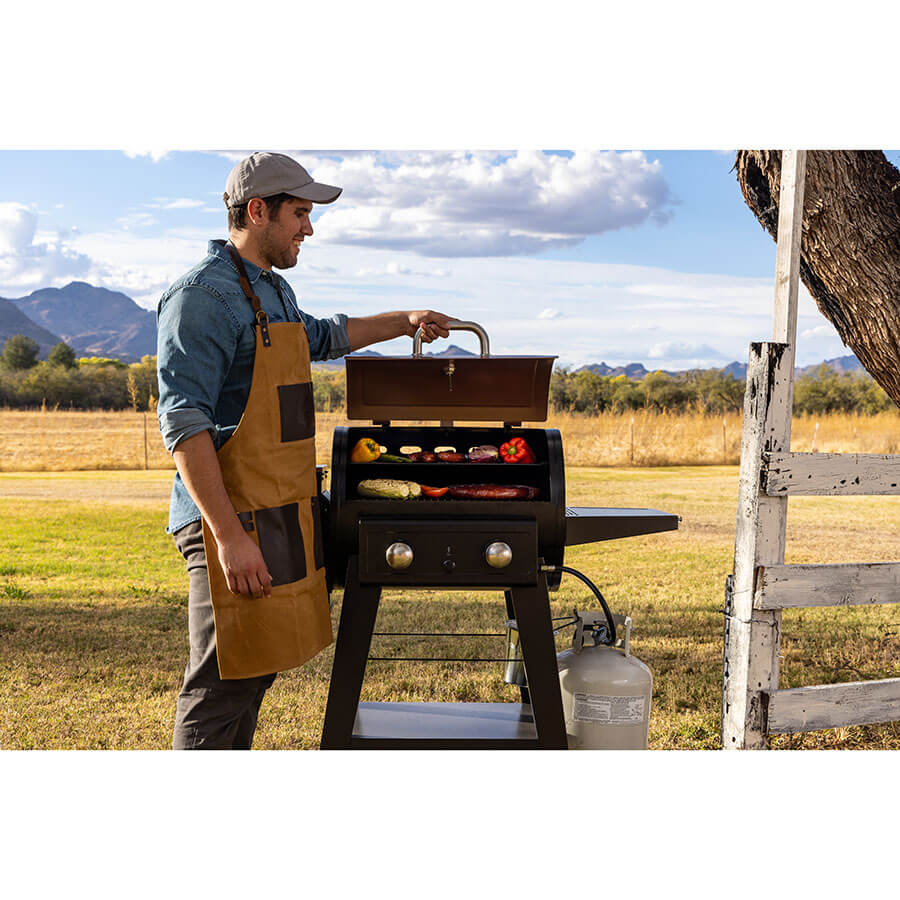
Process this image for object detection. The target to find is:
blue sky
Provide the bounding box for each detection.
[3,149,898,370]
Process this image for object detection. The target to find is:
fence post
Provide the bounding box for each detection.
[723,149,807,750]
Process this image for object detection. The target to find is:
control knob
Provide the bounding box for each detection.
[485,541,513,569]
[385,542,414,570]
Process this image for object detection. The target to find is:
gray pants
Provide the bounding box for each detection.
[172,521,277,750]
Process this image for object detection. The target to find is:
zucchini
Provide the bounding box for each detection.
[377,453,413,464]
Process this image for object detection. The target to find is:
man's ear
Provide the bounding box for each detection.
[247,197,267,226]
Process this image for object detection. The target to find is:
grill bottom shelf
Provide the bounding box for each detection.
[349,701,540,749]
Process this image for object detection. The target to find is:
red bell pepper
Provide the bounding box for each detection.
[420,484,449,498]
[499,437,536,464]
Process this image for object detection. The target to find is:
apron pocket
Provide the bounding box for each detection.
[254,502,307,586]
[310,495,325,572]
[277,382,315,442]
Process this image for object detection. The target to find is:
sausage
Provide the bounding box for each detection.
[436,451,466,463]
[406,451,438,462]
[447,484,538,500]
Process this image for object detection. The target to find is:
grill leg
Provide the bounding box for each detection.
[320,556,381,749]
[509,573,568,750]
[504,589,531,706]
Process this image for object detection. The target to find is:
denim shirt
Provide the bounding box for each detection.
[156,239,350,534]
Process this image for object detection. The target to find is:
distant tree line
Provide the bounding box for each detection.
[0,334,350,413]
[1,334,894,415]
[549,365,894,416]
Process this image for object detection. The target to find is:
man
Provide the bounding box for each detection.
[156,151,452,750]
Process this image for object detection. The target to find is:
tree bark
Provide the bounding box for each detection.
[735,150,900,407]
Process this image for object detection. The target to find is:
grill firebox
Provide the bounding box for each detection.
[326,425,567,590]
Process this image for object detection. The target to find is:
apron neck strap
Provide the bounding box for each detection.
[225,242,271,347]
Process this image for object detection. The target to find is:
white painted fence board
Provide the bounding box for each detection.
[755,562,900,609]
[724,342,793,749]
[762,452,900,495]
[771,149,807,354]
[767,678,900,733]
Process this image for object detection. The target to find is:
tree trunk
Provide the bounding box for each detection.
[735,150,900,407]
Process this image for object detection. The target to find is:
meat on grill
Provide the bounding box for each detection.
[447,484,540,500]
[405,451,438,462]
[405,450,466,463]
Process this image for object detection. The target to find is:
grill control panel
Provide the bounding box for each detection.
[359,518,538,587]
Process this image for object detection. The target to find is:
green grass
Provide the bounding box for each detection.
[1,468,898,750]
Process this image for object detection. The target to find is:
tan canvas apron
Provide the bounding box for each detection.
[201,244,333,679]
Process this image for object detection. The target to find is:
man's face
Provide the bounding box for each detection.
[259,197,314,270]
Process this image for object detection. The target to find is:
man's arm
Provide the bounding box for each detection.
[346,310,453,352]
[173,431,273,598]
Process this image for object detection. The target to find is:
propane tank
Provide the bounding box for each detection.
[557,611,652,750]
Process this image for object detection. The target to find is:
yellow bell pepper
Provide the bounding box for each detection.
[350,437,382,463]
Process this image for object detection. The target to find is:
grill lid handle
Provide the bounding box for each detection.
[413,319,490,358]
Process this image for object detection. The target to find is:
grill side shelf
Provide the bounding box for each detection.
[565,507,680,545]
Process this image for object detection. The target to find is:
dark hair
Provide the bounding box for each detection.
[226,192,295,231]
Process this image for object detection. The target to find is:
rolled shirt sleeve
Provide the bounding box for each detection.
[322,312,350,359]
[156,285,238,453]
[295,309,350,361]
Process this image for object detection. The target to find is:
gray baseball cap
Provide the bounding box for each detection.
[224,152,342,208]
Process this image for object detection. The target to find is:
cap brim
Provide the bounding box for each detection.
[286,181,343,204]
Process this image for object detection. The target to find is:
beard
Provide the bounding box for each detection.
[259,226,299,270]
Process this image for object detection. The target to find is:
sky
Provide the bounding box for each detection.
[2,148,899,371]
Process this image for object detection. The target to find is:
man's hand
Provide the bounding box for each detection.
[173,431,274,599]
[217,531,273,598]
[405,310,453,343]
[347,309,454,352]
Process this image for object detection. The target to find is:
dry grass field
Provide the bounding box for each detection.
[1,407,898,471]
[1,464,897,751]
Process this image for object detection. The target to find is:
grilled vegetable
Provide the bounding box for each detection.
[499,437,536,464]
[467,445,499,462]
[420,485,449,498]
[358,479,421,499]
[350,438,381,463]
[377,453,413,464]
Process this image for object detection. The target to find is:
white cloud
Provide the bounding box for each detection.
[116,212,158,230]
[648,340,722,360]
[0,202,92,293]
[801,323,838,339]
[122,150,172,163]
[538,308,563,319]
[354,260,453,278]
[147,198,206,210]
[355,261,412,277]
[0,203,37,253]
[289,150,673,257]
[299,261,338,275]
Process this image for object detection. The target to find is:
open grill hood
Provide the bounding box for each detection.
[345,320,556,424]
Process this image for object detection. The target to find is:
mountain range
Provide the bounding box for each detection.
[0,280,866,378]
[1,282,156,362]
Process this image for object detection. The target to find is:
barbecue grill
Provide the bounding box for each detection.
[320,321,678,750]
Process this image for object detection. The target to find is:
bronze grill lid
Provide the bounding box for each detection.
[345,320,556,424]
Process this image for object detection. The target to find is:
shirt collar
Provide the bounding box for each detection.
[209,239,268,285]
